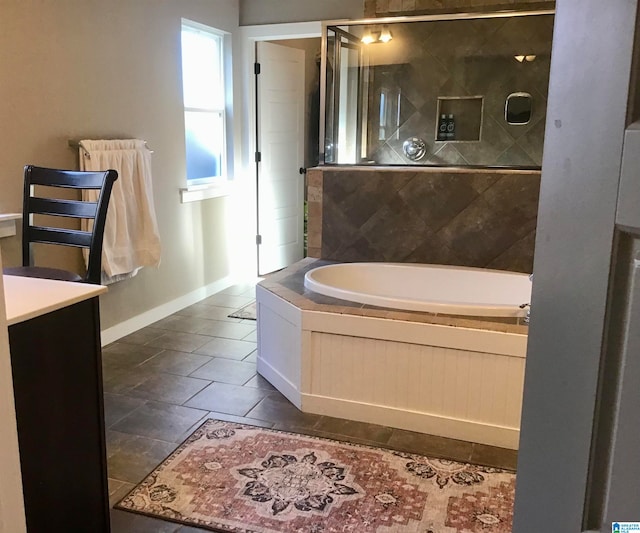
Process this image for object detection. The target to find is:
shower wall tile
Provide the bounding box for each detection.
[397,172,495,230]
[307,184,322,202]
[365,0,554,17]
[359,198,429,260]
[495,144,537,167]
[487,231,537,273]
[425,143,469,166]
[405,232,465,265]
[321,198,361,256]
[374,0,388,15]
[370,143,406,165]
[306,167,323,258]
[312,167,540,273]
[307,169,323,188]
[437,176,538,266]
[364,13,554,167]
[516,116,546,163]
[455,116,515,162]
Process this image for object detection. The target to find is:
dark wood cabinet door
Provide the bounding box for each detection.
[8,297,110,533]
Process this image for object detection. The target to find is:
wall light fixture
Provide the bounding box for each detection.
[361,25,393,44]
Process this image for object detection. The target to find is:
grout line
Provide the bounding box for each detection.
[104,398,149,430]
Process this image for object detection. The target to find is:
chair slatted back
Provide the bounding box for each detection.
[21,165,118,284]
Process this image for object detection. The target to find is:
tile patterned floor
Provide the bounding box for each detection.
[105,282,518,532]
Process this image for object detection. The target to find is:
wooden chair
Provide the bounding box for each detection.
[3,165,118,284]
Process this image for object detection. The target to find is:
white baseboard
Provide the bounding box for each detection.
[301,393,520,450]
[100,275,234,346]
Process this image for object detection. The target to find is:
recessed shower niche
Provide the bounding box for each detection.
[322,10,554,167]
[435,97,484,143]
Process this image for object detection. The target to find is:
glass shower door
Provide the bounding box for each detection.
[324,27,368,164]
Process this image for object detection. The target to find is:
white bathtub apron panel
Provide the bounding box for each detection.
[257,283,527,449]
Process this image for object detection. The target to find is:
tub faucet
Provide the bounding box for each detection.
[520,274,533,324]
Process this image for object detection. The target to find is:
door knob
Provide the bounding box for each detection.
[299,167,307,175]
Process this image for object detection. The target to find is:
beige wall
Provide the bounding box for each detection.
[0,0,244,331]
[239,0,364,25]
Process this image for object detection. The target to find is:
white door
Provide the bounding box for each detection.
[256,41,305,275]
[513,0,640,531]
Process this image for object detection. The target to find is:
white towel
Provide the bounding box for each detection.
[80,139,161,284]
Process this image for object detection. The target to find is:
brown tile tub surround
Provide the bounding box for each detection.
[364,0,554,17]
[307,166,540,273]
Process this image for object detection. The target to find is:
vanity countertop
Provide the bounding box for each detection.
[3,275,106,326]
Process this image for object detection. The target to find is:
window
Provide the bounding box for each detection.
[181,21,227,187]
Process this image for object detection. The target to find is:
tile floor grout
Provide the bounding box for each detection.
[104,282,517,532]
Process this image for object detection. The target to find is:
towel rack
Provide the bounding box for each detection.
[68,139,153,159]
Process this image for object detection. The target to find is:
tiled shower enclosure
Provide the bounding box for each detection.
[324,12,554,167]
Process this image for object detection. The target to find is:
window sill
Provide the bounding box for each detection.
[180,183,231,203]
[0,213,22,238]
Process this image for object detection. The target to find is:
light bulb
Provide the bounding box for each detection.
[361,29,375,44]
[514,55,526,63]
[379,26,393,43]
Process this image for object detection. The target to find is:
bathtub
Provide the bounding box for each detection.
[256,259,529,450]
[304,263,531,317]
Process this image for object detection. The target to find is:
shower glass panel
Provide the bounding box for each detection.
[324,27,369,164]
[322,11,554,168]
[337,45,359,163]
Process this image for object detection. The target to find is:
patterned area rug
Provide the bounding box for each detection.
[116,419,516,532]
[228,301,256,320]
